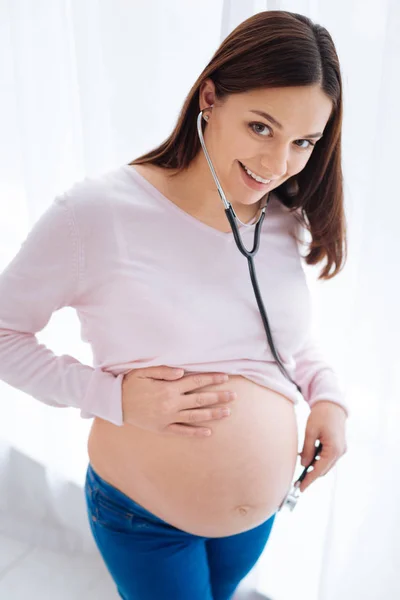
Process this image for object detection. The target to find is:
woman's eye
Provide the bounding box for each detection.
[295,139,316,150]
[249,122,316,150]
[249,122,271,136]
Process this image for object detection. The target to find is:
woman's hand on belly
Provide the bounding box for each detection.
[121,365,236,437]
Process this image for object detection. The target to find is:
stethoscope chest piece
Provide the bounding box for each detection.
[278,441,323,512]
[279,482,301,511]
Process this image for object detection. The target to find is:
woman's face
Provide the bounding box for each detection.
[200,82,333,206]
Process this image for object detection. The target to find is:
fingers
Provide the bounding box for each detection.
[300,434,320,467]
[138,366,185,380]
[182,405,232,424]
[179,390,237,411]
[166,423,212,437]
[299,446,346,493]
[299,458,328,493]
[177,373,230,395]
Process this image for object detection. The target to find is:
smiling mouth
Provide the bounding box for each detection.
[239,161,272,184]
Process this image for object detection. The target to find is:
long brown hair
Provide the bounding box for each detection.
[129,10,347,280]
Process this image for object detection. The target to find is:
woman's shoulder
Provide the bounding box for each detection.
[59,164,135,216]
[46,165,135,247]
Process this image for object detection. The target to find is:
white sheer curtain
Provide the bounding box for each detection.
[0,0,398,598]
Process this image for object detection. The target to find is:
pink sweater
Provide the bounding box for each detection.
[0,164,348,426]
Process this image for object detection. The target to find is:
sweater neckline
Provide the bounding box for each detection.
[124,164,263,240]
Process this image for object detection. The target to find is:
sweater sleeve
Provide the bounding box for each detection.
[0,193,124,426]
[293,332,349,418]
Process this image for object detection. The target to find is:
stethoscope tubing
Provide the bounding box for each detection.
[196,108,319,510]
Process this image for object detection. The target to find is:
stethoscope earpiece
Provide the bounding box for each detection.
[202,104,214,121]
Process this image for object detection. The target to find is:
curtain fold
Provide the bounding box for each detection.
[0,1,397,598]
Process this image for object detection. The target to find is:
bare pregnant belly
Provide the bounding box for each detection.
[87,375,299,537]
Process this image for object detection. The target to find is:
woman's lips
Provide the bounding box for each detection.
[238,161,272,190]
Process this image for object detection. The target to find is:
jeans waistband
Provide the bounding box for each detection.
[86,462,169,525]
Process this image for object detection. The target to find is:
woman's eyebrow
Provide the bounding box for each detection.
[249,109,323,138]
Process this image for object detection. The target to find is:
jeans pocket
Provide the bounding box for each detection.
[93,487,153,533]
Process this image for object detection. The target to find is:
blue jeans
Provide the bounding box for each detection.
[85,462,277,600]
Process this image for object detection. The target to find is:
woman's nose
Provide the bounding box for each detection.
[260,147,289,180]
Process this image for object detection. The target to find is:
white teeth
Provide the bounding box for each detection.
[242,163,270,184]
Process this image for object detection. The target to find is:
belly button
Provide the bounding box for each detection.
[236,505,251,516]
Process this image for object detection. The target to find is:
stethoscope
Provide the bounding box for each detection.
[197,107,323,511]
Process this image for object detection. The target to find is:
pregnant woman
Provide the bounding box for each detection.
[0,10,349,600]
